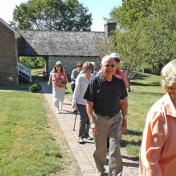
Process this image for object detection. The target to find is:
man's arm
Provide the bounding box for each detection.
[86,101,97,134]
[120,97,128,133]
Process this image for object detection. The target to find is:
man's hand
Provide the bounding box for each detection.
[90,122,97,134]
[122,118,127,133]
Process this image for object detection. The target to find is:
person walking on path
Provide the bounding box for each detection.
[84,55,128,176]
[97,53,128,89]
[52,61,68,114]
[139,59,176,176]
[47,68,54,85]
[77,61,97,77]
[71,61,83,93]
[72,62,95,144]
[97,53,128,154]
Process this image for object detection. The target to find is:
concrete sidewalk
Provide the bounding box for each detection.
[40,82,139,176]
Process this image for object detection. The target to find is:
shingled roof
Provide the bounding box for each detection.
[18,30,108,57]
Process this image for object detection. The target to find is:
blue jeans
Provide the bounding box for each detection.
[77,104,90,139]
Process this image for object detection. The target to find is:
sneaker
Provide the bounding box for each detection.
[59,103,62,111]
[78,138,84,144]
[85,135,93,140]
[56,109,60,114]
[95,170,103,176]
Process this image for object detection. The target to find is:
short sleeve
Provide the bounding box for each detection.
[84,79,95,102]
[120,79,128,99]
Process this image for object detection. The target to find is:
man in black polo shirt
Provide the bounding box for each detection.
[84,55,128,176]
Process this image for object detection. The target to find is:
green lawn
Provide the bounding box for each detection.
[0,91,79,176]
[0,72,165,171]
[66,73,164,160]
[122,73,164,159]
[31,68,44,76]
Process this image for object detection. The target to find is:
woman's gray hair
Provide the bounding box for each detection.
[82,62,94,73]
[161,59,176,93]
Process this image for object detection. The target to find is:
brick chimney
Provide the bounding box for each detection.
[104,22,117,36]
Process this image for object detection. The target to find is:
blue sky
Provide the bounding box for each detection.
[0,0,122,31]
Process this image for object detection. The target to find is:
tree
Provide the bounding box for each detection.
[139,0,176,74]
[10,0,92,31]
[19,57,44,68]
[110,0,158,29]
[98,29,148,92]
[109,0,176,75]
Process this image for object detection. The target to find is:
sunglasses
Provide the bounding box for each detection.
[114,59,120,63]
[103,64,116,68]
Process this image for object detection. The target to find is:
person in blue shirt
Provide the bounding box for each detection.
[47,68,54,85]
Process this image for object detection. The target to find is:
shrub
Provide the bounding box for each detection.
[29,83,42,92]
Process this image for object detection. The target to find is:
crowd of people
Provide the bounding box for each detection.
[47,54,176,176]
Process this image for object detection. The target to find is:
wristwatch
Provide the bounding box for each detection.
[90,120,95,123]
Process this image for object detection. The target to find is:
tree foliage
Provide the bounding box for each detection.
[98,29,148,92]
[10,0,92,31]
[103,0,176,76]
[19,57,45,69]
[140,0,176,74]
[110,0,159,29]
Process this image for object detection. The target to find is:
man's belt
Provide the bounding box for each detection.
[94,112,118,119]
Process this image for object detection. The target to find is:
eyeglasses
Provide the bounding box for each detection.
[103,64,115,68]
[114,58,120,63]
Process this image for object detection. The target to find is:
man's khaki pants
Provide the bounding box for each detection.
[93,113,123,176]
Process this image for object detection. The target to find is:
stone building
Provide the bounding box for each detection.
[0,18,116,84]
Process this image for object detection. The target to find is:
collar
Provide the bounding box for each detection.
[99,74,115,82]
[162,93,176,118]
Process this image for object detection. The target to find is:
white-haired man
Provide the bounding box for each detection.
[97,53,128,88]
[84,55,128,176]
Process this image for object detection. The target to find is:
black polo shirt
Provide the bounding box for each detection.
[84,74,127,117]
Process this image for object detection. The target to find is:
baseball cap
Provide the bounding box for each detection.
[110,53,120,59]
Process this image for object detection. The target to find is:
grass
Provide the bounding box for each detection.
[121,73,164,160]
[0,72,165,168]
[0,91,80,175]
[64,73,164,160]
[65,73,164,160]
[31,68,44,76]
[65,83,73,100]
[0,83,30,91]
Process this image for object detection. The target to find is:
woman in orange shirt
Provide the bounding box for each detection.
[140,59,176,176]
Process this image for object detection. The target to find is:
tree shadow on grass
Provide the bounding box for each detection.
[124,129,143,136]
[120,129,142,161]
[132,73,150,80]
[122,129,143,145]
[131,81,160,87]
[129,91,164,97]
[121,139,142,149]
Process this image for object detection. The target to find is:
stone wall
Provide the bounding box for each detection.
[47,56,102,80]
[0,22,18,84]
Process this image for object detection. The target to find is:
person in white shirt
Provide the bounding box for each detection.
[72,62,95,144]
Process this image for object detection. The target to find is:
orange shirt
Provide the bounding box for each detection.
[140,93,176,176]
